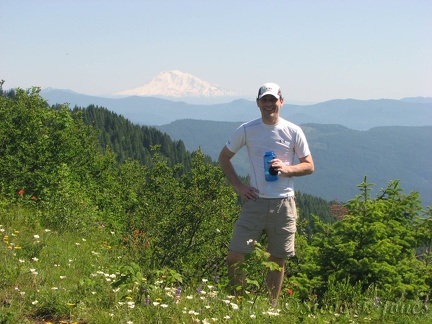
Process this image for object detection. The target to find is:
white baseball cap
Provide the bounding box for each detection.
[257,83,282,100]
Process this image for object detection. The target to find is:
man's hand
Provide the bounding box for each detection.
[235,183,259,201]
[271,154,314,177]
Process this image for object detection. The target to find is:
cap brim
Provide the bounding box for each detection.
[258,91,280,99]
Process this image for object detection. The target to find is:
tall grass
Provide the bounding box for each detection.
[1,205,430,323]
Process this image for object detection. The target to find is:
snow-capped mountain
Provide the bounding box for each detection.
[115,70,239,98]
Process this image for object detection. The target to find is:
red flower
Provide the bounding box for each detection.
[18,189,25,196]
[31,196,37,201]
[287,289,293,295]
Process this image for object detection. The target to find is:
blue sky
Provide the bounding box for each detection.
[1,0,431,103]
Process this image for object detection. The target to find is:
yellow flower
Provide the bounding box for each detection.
[67,302,76,307]
[126,296,133,300]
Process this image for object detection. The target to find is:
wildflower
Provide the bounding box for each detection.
[264,310,280,316]
[287,289,293,295]
[161,304,168,308]
[188,310,199,315]
[374,296,381,307]
[223,315,231,320]
[32,257,39,262]
[32,300,38,305]
[153,302,160,306]
[18,259,25,263]
[51,287,59,290]
[67,303,76,307]
[127,301,135,309]
[230,303,239,310]
[33,235,40,239]
[250,314,256,319]
[202,278,208,283]
[31,196,37,201]
[44,229,51,232]
[186,295,193,299]
[18,189,24,196]
[60,276,66,279]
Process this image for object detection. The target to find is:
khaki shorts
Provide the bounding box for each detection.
[228,197,297,259]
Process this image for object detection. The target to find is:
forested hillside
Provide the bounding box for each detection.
[70,105,197,172]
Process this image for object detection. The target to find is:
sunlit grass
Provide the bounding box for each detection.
[1,207,431,323]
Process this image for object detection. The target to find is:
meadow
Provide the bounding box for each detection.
[1,201,431,323]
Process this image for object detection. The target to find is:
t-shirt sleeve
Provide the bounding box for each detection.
[295,127,311,159]
[225,124,246,154]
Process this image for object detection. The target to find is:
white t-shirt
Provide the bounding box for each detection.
[225,118,311,198]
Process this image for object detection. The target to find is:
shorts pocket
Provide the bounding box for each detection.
[236,218,258,230]
[277,217,296,233]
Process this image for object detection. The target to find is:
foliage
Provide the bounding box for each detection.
[289,177,431,301]
[0,85,431,321]
[1,208,431,323]
[70,104,211,172]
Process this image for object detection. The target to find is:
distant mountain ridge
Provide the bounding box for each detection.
[41,88,432,131]
[115,70,239,98]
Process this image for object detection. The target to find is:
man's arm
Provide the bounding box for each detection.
[272,154,314,177]
[218,146,259,200]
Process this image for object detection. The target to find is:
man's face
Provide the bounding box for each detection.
[256,95,284,124]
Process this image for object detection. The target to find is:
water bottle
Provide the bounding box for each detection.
[264,151,278,181]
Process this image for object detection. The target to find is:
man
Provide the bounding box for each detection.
[218,82,314,306]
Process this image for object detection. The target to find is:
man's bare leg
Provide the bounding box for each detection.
[266,255,285,307]
[227,250,246,295]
